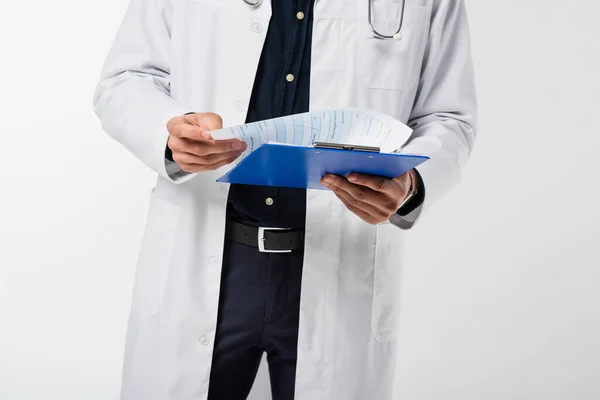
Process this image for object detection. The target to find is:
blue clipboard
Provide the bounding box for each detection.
[216,142,429,190]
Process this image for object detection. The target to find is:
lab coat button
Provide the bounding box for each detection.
[252,23,263,33]
[297,11,305,20]
[198,335,210,346]
[286,74,295,82]
[265,197,274,206]
[208,256,219,266]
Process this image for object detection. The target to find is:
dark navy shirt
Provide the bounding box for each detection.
[226,0,316,229]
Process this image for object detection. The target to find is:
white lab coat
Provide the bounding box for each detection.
[93,0,477,398]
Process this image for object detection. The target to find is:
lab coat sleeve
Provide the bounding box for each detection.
[92,0,196,183]
[390,0,478,230]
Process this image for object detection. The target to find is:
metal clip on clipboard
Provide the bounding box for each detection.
[313,142,381,153]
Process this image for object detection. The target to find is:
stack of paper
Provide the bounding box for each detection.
[209,108,427,189]
[210,107,414,159]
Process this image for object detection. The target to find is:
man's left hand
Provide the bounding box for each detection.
[321,171,417,225]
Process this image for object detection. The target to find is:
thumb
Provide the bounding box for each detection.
[201,131,213,140]
[185,112,224,131]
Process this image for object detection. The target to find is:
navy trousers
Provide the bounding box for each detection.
[207,238,304,400]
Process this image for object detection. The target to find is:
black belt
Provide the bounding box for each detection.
[225,221,305,253]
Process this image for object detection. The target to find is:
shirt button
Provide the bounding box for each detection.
[286,74,295,82]
[265,197,274,206]
[296,11,305,20]
[198,335,210,346]
[235,100,244,112]
[208,256,219,266]
[252,22,263,33]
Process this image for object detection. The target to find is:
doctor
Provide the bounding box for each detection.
[93,0,476,399]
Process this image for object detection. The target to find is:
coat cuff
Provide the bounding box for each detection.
[389,169,425,229]
[396,169,425,216]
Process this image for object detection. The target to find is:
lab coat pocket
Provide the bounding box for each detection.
[371,222,404,342]
[359,2,431,91]
[131,190,182,318]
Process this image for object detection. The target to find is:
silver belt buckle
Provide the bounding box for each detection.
[258,227,292,253]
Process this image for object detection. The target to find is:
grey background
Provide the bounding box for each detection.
[0,0,599,399]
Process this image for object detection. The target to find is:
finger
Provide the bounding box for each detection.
[169,135,215,153]
[173,149,243,166]
[332,186,389,222]
[321,175,381,205]
[324,175,398,215]
[199,138,247,156]
[170,135,246,156]
[346,172,409,212]
[333,192,382,225]
[206,155,240,171]
[167,135,191,153]
[167,120,207,140]
[168,122,226,143]
[347,172,398,194]
[178,154,240,173]
[179,163,206,173]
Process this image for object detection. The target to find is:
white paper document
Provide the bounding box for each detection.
[210,108,413,159]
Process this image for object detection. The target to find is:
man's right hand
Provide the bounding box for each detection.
[166,112,247,173]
